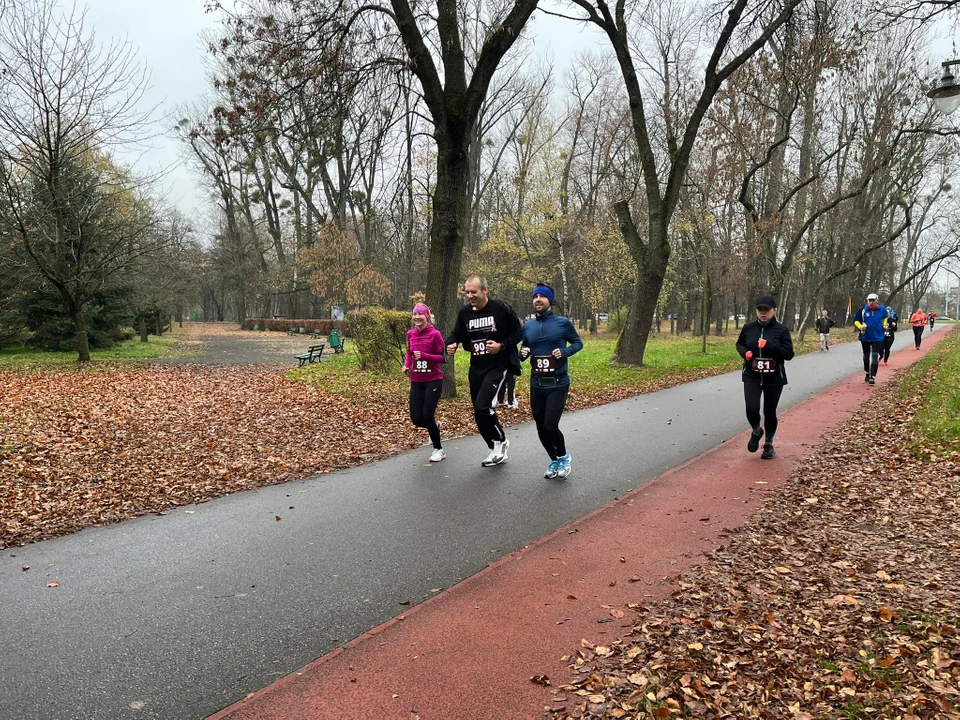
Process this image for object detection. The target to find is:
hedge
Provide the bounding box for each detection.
[347,307,410,373]
[243,318,349,335]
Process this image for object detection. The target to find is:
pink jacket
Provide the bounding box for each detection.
[404,325,446,382]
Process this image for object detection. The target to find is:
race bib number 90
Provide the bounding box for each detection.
[533,355,557,373]
[414,359,429,373]
[751,357,778,373]
[471,340,487,356]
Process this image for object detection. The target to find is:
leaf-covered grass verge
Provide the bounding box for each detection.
[899,331,960,458]
[544,333,960,720]
[0,331,187,370]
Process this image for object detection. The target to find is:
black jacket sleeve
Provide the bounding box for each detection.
[736,326,750,358]
[764,326,795,361]
[444,308,467,348]
[499,303,523,348]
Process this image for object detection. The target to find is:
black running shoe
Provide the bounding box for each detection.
[864,373,870,382]
[868,376,875,385]
[747,430,763,453]
[761,443,776,460]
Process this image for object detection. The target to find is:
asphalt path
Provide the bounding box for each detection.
[0,329,941,720]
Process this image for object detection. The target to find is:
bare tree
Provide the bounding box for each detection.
[562,0,802,365]
[0,0,164,361]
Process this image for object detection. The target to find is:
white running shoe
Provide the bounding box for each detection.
[481,447,498,467]
[429,448,446,462]
[494,438,509,463]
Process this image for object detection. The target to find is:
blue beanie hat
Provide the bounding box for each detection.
[533,284,555,305]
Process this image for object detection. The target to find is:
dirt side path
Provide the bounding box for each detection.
[156,323,321,365]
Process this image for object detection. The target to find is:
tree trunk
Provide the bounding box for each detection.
[139,316,148,343]
[426,131,470,398]
[73,311,90,362]
[613,207,669,365]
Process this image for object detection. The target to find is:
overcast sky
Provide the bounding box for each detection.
[78,0,602,226]
[80,0,957,290]
[82,0,219,221]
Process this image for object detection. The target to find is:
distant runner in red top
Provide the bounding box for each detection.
[910,307,928,350]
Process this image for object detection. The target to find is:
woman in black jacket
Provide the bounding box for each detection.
[735,295,795,459]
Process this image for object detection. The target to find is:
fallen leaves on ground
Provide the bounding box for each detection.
[1,324,771,549]
[544,369,960,718]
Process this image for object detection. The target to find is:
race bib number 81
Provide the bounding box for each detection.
[751,357,778,373]
[471,340,487,356]
[533,355,557,373]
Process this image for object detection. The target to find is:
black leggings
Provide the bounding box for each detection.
[743,382,784,443]
[861,340,883,376]
[530,385,569,459]
[913,325,924,348]
[882,333,895,362]
[468,367,508,448]
[409,380,442,449]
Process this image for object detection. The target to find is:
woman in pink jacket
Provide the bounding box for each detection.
[403,304,447,461]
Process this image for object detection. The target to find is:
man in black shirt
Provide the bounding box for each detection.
[446,276,522,466]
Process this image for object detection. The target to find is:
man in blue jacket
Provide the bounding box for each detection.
[853,292,889,385]
[520,284,583,478]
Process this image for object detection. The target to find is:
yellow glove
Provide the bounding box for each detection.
[854,321,865,331]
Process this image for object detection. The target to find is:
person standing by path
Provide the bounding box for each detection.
[815,309,835,351]
[403,304,447,462]
[519,284,583,479]
[854,293,889,384]
[446,276,523,467]
[736,295,794,460]
[882,306,898,365]
[496,372,519,409]
[910,307,928,349]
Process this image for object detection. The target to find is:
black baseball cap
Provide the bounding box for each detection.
[755,295,776,309]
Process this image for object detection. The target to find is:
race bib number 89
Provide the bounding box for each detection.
[414,359,429,373]
[471,340,487,356]
[751,357,778,373]
[533,355,557,373]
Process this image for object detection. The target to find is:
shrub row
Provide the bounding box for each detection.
[243,318,348,335]
[347,307,410,373]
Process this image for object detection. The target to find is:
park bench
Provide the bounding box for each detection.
[295,344,325,367]
[287,326,306,336]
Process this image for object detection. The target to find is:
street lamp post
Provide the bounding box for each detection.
[927,60,960,115]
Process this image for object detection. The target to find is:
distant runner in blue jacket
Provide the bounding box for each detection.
[853,293,888,385]
[520,284,583,479]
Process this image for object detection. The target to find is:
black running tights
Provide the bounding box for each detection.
[743,382,784,442]
[530,385,569,460]
[409,380,442,449]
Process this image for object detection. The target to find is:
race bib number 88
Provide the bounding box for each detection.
[414,359,429,373]
[751,357,778,373]
[533,355,557,373]
[471,340,487,356]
